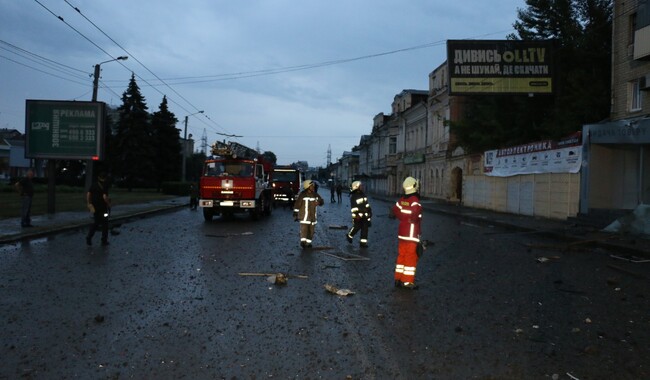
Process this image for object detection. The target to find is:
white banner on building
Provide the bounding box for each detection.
[484,133,582,177]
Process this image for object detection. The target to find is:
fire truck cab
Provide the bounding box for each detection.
[198,142,273,221]
[270,166,302,207]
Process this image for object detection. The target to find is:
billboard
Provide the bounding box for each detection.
[447,40,555,95]
[25,100,106,160]
[484,133,581,177]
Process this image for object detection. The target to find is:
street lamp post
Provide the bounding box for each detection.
[92,56,128,102]
[86,56,128,190]
[181,110,204,182]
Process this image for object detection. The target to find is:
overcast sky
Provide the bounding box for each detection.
[0,0,525,166]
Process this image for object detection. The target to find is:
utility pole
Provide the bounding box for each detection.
[86,56,127,191]
[181,110,204,181]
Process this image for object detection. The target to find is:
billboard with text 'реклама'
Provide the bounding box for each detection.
[25,100,106,160]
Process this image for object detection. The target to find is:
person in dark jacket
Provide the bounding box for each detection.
[391,177,422,289]
[15,169,35,227]
[86,172,111,246]
[189,183,199,210]
[293,179,324,248]
[346,180,372,248]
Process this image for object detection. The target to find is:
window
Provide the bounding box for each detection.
[389,137,397,154]
[630,12,638,45]
[630,78,643,111]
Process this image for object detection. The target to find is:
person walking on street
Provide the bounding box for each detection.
[189,183,199,210]
[330,183,336,203]
[293,179,324,249]
[15,169,35,227]
[391,177,422,289]
[86,172,111,246]
[346,181,372,248]
[336,182,343,203]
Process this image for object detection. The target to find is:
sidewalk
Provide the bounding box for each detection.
[0,197,187,245]
[379,196,650,258]
[2,195,649,258]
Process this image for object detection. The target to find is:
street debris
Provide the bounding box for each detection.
[324,252,370,261]
[328,225,348,230]
[536,256,560,263]
[610,254,650,263]
[267,273,287,285]
[566,372,581,380]
[324,284,355,296]
[603,203,650,237]
[238,272,308,286]
[206,232,254,238]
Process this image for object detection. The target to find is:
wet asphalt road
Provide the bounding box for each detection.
[1,196,649,379]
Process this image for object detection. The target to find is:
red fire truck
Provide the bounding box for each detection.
[198,141,274,221]
[269,165,302,207]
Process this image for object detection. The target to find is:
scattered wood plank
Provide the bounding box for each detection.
[238,272,308,279]
[323,252,370,261]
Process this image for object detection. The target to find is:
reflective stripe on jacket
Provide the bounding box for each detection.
[293,190,324,225]
[349,190,372,220]
[391,194,422,242]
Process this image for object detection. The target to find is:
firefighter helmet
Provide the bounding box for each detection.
[403,176,419,195]
[351,181,362,191]
[303,179,314,190]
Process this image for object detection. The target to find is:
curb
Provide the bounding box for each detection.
[0,203,186,245]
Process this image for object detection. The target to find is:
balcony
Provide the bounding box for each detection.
[634,25,650,60]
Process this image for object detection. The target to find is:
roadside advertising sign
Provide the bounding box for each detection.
[25,100,106,160]
[447,39,555,95]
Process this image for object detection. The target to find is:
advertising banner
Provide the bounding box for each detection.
[25,100,106,160]
[484,133,581,177]
[447,39,555,95]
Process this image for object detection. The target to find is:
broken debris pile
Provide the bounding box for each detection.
[603,204,650,236]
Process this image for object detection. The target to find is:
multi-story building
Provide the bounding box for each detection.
[357,69,468,202]
[580,0,650,215]
[335,151,359,189]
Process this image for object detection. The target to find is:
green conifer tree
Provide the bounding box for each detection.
[112,73,153,190]
[151,96,180,189]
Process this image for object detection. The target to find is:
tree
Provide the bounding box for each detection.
[150,96,180,189]
[261,151,277,166]
[112,73,153,190]
[452,0,612,153]
[186,152,207,183]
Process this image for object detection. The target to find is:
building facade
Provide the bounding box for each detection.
[580,0,650,215]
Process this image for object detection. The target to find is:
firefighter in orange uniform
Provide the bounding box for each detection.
[391,177,422,289]
[293,180,324,248]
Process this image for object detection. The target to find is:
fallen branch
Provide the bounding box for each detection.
[238,272,308,279]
